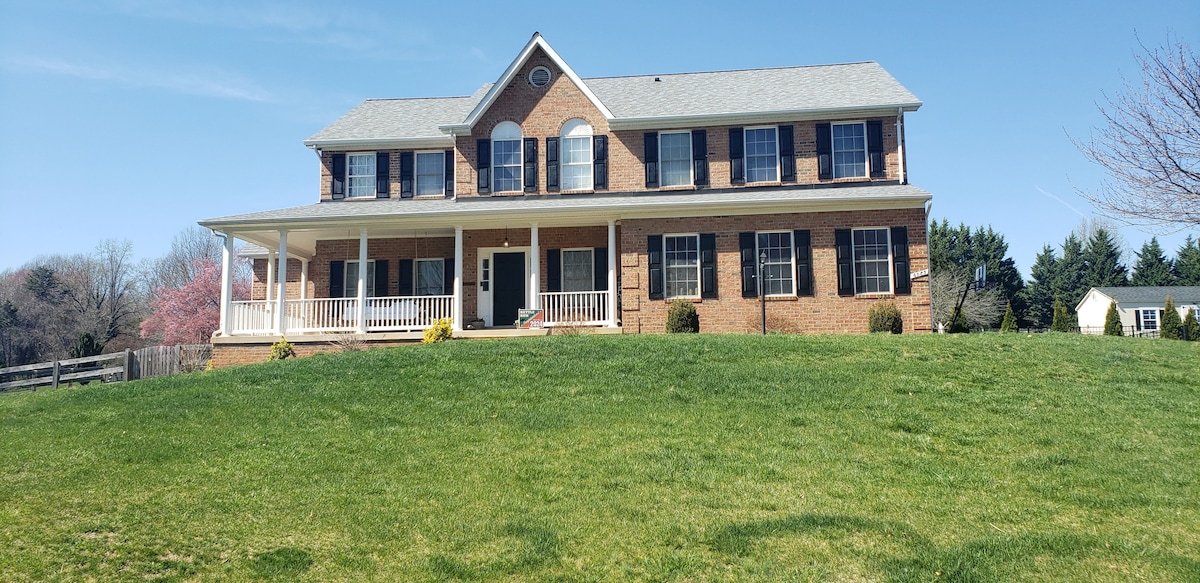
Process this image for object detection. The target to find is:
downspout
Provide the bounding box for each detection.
[896,108,907,185]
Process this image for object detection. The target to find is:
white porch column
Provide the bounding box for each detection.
[529,223,540,309]
[607,219,618,327]
[275,230,288,335]
[356,229,368,334]
[453,226,464,332]
[299,259,309,300]
[266,251,275,303]
[219,233,234,336]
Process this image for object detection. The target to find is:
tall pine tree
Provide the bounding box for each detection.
[1174,235,1200,285]
[928,220,1026,326]
[1131,237,1176,286]
[1082,228,1129,288]
[1024,245,1059,327]
[1053,234,1087,312]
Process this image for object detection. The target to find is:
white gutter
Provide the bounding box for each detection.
[303,136,456,151]
[606,103,922,131]
[896,107,907,185]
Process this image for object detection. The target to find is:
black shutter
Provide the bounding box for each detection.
[648,235,663,300]
[444,150,454,197]
[740,232,757,298]
[700,233,717,299]
[644,133,659,188]
[794,229,813,296]
[779,125,796,182]
[729,128,745,184]
[891,226,910,294]
[546,249,561,292]
[400,152,414,198]
[476,139,491,194]
[374,260,389,297]
[376,152,390,197]
[397,259,413,296]
[545,137,560,192]
[594,247,608,291]
[692,130,708,186]
[593,135,608,190]
[443,258,454,295]
[835,228,854,296]
[867,120,885,178]
[329,260,345,298]
[523,137,538,193]
[1135,310,1142,331]
[331,153,346,199]
[816,123,833,180]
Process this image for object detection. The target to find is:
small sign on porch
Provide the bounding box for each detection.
[518,309,545,329]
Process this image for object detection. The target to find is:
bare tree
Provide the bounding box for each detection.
[1074,36,1200,231]
[143,226,225,292]
[930,271,1004,331]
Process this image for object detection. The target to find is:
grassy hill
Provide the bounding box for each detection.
[1,333,1197,582]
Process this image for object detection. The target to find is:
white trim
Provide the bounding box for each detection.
[850,226,893,295]
[346,151,378,198]
[743,125,780,184]
[491,122,523,194]
[663,232,701,299]
[754,229,795,297]
[658,130,693,188]
[476,246,531,327]
[831,122,868,179]
[414,150,446,197]
[305,137,455,151]
[560,120,594,192]
[606,104,920,131]
[529,66,552,87]
[560,247,595,292]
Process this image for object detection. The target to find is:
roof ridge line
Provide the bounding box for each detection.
[582,61,880,81]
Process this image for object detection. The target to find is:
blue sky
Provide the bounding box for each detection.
[1,0,1197,276]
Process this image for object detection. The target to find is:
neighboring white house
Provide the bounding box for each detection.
[1076,286,1200,336]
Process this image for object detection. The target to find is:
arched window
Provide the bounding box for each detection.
[560,119,593,191]
[491,122,523,193]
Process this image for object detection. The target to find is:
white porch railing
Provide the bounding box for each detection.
[228,296,454,336]
[540,290,610,326]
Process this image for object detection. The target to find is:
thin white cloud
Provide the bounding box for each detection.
[1035,185,1088,220]
[3,54,274,102]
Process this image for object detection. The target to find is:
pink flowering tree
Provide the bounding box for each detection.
[140,258,248,345]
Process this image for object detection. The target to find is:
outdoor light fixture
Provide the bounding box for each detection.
[759,250,768,335]
[503,226,510,248]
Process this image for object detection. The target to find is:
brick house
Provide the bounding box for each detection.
[200,33,933,365]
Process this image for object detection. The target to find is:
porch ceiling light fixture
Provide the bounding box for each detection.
[503,226,509,248]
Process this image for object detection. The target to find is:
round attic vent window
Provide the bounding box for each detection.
[529,66,552,87]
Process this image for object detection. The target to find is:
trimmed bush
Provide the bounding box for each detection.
[1000,301,1018,333]
[1161,296,1182,340]
[868,300,903,334]
[1104,301,1124,336]
[666,300,700,333]
[1050,297,1072,332]
[1183,309,1199,341]
[422,318,453,344]
[269,337,295,360]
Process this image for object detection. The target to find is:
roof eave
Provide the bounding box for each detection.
[303,136,456,151]
[607,102,922,131]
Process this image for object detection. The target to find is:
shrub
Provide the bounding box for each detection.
[868,300,903,334]
[947,310,969,334]
[1103,301,1124,336]
[1050,297,1072,332]
[69,332,104,358]
[269,337,295,360]
[1160,295,1182,340]
[1000,301,1018,333]
[1183,309,1200,341]
[666,300,699,333]
[422,318,453,344]
[329,333,366,352]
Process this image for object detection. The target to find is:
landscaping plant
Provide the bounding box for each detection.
[665,300,699,333]
[867,299,903,334]
[1104,301,1124,336]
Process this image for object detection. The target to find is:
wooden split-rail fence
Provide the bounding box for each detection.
[0,344,212,393]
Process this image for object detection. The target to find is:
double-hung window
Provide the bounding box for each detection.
[659,132,692,187]
[343,260,377,297]
[744,127,779,183]
[664,234,700,298]
[415,152,445,196]
[853,228,891,294]
[1139,309,1159,331]
[832,123,867,178]
[347,153,376,198]
[561,119,593,191]
[561,249,594,292]
[492,121,522,193]
[415,259,445,296]
[757,231,794,295]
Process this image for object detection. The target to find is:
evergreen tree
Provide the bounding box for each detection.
[1174,235,1200,285]
[928,219,1026,326]
[1130,237,1176,286]
[1104,301,1124,336]
[1000,301,1017,332]
[1161,295,1183,339]
[1050,297,1072,332]
[1053,234,1087,312]
[1024,245,1059,327]
[1183,309,1200,341]
[1082,228,1129,288]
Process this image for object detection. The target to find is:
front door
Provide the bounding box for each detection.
[492,252,526,327]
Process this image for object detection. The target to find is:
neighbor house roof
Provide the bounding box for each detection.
[1090,286,1200,306]
[306,33,922,146]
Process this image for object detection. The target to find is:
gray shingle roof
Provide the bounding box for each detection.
[305,84,492,143]
[584,62,920,119]
[1094,286,1200,305]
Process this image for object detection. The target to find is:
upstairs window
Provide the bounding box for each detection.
[744,127,779,183]
[347,153,376,198]
[832,123,867,178]
[561,119,593,191]
[492,122,523,193]
[659,132,692,187]
[415,151,445,196]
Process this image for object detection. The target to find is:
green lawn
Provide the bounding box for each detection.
[1,333,1197,582]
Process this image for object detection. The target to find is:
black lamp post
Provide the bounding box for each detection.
[759,250,768,335]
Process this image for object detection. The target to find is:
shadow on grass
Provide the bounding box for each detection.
[249,547,312,580]
[427,518,563,581]
[710,513,1200,582]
